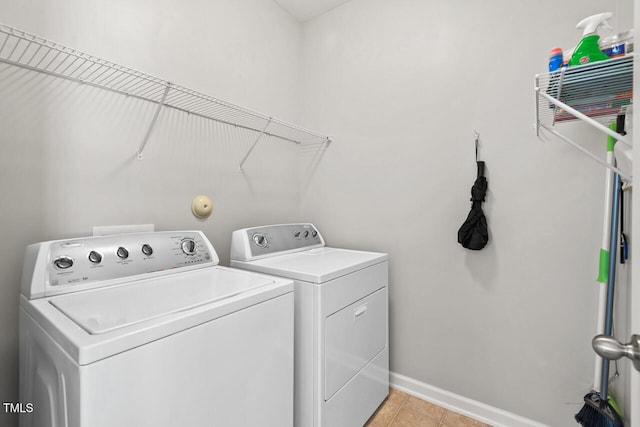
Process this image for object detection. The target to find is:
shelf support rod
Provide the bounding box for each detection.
[239,117,272,171]
[137,83,172,160]
[539,123,630,181]
[551,67,566,127]
[537,89,632,147]
[534,75,540,137]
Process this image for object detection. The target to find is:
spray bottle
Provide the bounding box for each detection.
[569,12,612,66]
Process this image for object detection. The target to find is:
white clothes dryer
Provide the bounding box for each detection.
[230,223,389,427]
[19,230,294,427]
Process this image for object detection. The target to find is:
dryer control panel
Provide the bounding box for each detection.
[230,223,325,261]
[22,231,218,299]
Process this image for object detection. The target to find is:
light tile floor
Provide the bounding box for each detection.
[365,388,492,427]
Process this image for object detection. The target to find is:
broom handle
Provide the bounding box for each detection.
[593,143,616,392]
[601,172,621,399]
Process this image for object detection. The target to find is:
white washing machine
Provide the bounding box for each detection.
[230,223,389,427]
[19,230,294,427]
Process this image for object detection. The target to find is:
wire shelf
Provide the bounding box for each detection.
[534,54,633,180]
[0,23,331,161]
[536,55,633,126]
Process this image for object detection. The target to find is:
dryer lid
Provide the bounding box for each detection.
[49,267,275,334]
[235,247,387,283]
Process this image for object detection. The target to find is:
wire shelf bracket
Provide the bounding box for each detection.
[239,117,272,172]
[0,23,332,165]
[137,83,172,160]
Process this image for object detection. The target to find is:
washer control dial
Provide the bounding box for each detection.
[252,233,267,248]
[141,244,153,256]
[88,251,103,264]
[116,247,129,259]
[53,256,74,270]
[181,239,197,255]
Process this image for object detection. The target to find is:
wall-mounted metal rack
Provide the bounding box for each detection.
[534,55,633,179]
[0,23,331,167]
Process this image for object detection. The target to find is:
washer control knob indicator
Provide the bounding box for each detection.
[293,231,301,238]
[253,233,267,248]
[311,230,318,238]
[303,230,309,238]
[181,239,197,255]
[53,256,74,270]
[88,251,103,264]
[116,247,129,259]
[141,244,153,256]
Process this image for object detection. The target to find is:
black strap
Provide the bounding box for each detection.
[616,115,626,136]
[620,185,627,263]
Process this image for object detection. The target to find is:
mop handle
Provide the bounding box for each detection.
[601,172,621,399]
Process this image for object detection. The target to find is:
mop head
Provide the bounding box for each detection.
[575,392,623,427]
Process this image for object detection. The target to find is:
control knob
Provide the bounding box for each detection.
[141,244,153,256]
[181,239,197,255]
[88,251,103,264]
[53,256,73,270]
[253,233,267,248]
[116,247,129,259]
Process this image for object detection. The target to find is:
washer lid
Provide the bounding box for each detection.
[50,267,275,334]
[234,247,387,283]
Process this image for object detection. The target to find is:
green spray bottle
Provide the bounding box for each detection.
[569,12,612,66]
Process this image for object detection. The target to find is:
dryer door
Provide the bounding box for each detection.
[324,286,387,400]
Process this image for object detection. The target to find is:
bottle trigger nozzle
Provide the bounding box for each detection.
[576,12,613,36]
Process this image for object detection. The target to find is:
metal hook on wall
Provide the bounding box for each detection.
[473,130,481,162]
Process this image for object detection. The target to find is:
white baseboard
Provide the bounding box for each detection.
[390,372,549,427]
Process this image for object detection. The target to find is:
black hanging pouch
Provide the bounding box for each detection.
[457,136,489,250]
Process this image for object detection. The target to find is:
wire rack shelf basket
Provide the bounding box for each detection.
[534,54,633,179]
[535,54,633,127]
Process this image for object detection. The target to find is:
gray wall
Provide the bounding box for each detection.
[298,0,633,425]
[0,1,304,426]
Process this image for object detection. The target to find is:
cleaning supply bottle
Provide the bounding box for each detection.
[600,29,634,58]
[569,12,612,66]
[548,47,563,71]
